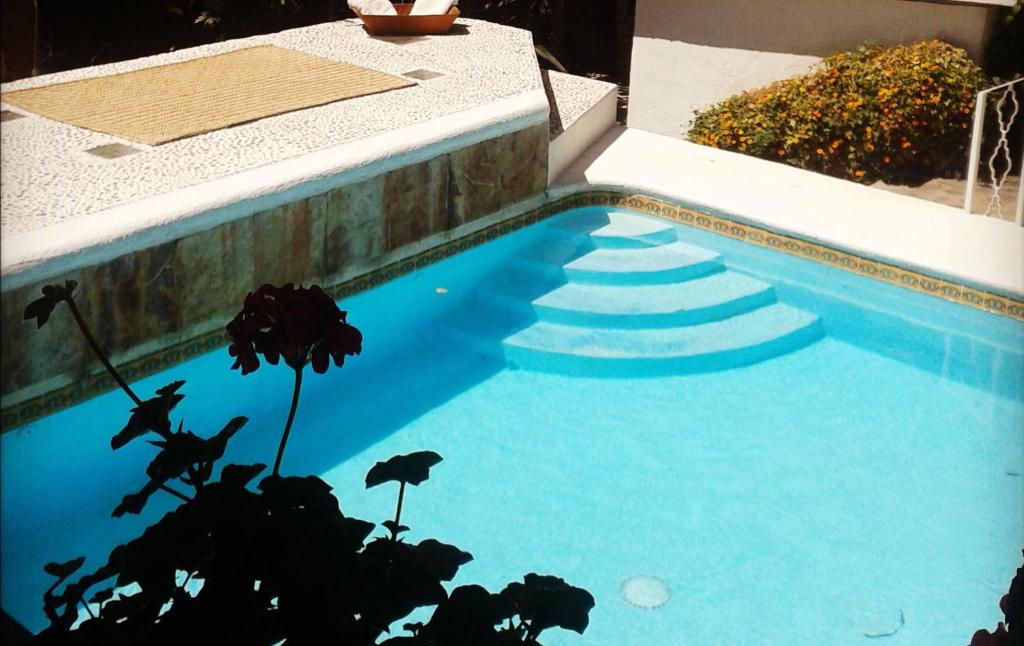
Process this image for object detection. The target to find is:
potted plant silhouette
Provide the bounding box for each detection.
[22,280,594,645]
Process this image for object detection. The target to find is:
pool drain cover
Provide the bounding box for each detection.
[621,575,671,609]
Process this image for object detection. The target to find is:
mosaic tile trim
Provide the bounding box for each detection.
[1,328,226,431]
[595,192,1024,322]
[4,189,1021,431]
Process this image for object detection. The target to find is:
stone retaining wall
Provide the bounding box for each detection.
[0,124,548,421]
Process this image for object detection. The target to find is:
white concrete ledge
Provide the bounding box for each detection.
[0,18,549,291]
[1,91,548,291]
[543,71,618,185]
[554,127,1024,299]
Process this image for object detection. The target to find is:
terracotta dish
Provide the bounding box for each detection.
[353,3,460,36]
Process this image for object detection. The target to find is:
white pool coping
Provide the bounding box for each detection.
[0,18,548,290]
[553,127,1024,299]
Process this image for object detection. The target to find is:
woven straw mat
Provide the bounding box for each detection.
[0,45,415,145]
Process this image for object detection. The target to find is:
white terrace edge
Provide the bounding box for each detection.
[0,89,549,292]
[552,126,1024,300]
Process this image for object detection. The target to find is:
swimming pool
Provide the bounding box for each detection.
[3,205,1022,643]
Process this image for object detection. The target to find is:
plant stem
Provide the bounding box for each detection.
[391,481,406,541]
[272,366,304,477]
[159,484,192,503]
[66,295,205,493]
[79,598,95,620]
[65,297,142,408]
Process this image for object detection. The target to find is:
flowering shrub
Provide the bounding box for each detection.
[688,40,989,185]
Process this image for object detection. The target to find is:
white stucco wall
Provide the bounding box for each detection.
[628,0,1006,137]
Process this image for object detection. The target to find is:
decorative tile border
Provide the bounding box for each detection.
[600,191,1024,321]
[3,189,1021,431]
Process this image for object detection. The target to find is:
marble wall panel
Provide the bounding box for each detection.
[251,196,327,288]
[382,156,450,252]
[88,239,181,355]
[1,126,549,421]
[173,215,255,332]
[325,176,385,278]
[448,123,548,226]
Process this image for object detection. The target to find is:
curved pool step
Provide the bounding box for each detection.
[532,270,777,328]
[548,208,678,249]
[562,241,724,285]
[502,303,824,377]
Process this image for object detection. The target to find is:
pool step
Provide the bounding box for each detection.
[442,207,826,376]
[531,270,777,328]
[471,265,776,328]
[548,208,679,249]
[502,304,824,377]
[522,240,724,286]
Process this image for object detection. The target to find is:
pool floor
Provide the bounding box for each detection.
[310,337,1021,645]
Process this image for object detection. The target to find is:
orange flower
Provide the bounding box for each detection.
[854,170,866,177]
[883,155,891,163]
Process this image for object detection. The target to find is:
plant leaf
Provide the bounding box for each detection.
[220,463,266,488]
[111,381,186,450]
[413,539,473,582]
[502,573,595,635]
[89,588,114,605]
[365,451,443,488]
[382,520,411,536]
[43,556,85,580]
[423,584,513,642]
[23,281,76,329]
[112,480,161,517]
[23,296,56,329]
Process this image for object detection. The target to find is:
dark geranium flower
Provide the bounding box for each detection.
[226,283,362,375]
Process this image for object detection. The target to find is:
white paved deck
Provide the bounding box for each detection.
[554,127,1024,298]
[0,18,547,284]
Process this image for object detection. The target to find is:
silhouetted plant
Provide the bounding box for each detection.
[225,283,362,476]
[970,551,1022,646]
[23,281,594,645]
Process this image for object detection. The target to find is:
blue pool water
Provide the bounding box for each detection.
[3,207,1022,643]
